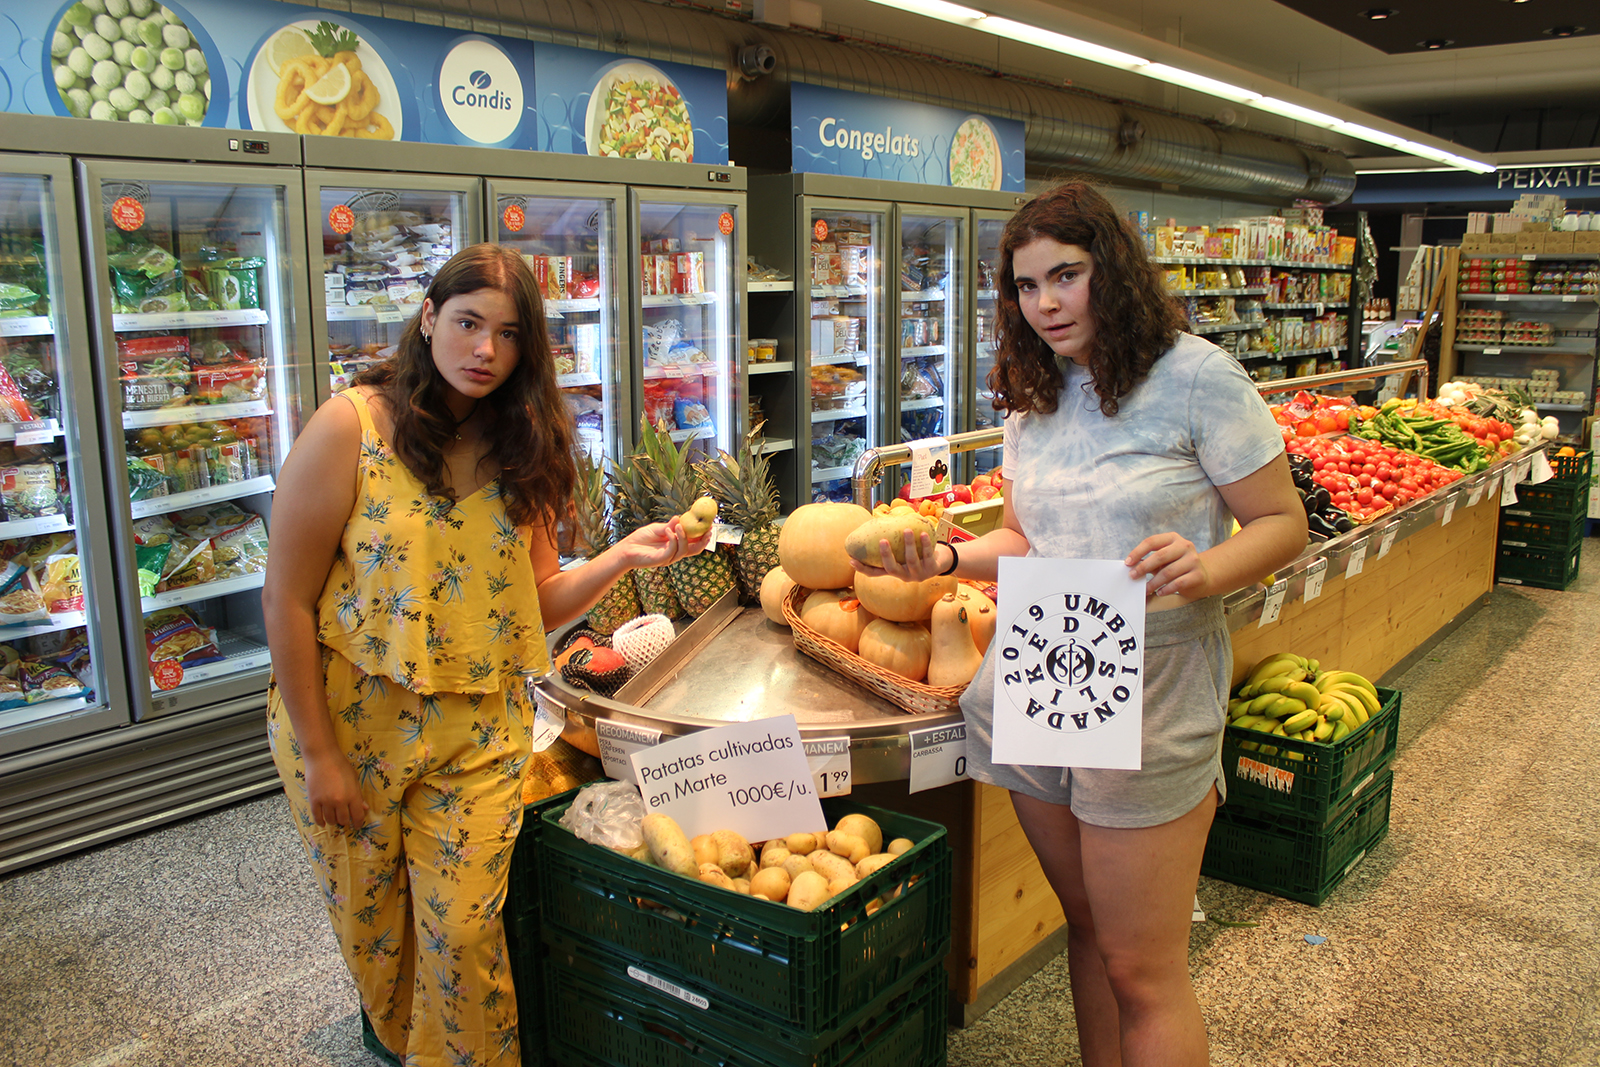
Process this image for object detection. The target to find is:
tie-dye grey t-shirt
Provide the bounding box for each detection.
[1003,332,1284,560]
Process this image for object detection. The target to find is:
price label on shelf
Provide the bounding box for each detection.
[908,722,967,794]
[528,694,565,754]
[1258,578,1289,628]
[1501,471,1519,507]
[1303,557,1329,602]
[1530,450,1554,483]
[1376,524,1399,559]
[1484,472,1502,503]
[1345,537,1369,579]
[12,419,53,446]
[1441,493,1458,526]
[374,308,406,324]
[804,737,853,797]
[1467,480,1486,507]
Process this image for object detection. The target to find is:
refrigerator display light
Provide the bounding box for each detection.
[121,399,272,430]
[111,309,270,332]
[0,317,52,338]
[129,474,275,521]
[141,571,266,613]
[902,397,944,411]
[0,514,73,540]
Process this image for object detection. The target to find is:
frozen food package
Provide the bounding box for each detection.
[673,397,712,430]
[19,658,87,704]
[38,553,83,614]
[0,362,39,423]
[0,342,56,422]
[161,532,216,591]
[1,464,61,520]
[127,455,169,501]
[143,607,225,669]
[135,543,170,599]
[0,668,24,710]
[212,515,269,579]
[117,335,191,411]
[0,562,48,626]
[194,361,267,405]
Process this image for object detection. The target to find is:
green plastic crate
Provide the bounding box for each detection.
[1505,480,1588,521]
[1202,770,1392,906]
[1497,513,1587,552]
[1496,540,1583,590]
[1220,686,1399,826]
[537,797,952,1034]
[506,788,586,1067]
[543,953,948,1067]
[1547,449,1592,484]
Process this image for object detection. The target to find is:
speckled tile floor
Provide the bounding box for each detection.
[2,542,1597,1067]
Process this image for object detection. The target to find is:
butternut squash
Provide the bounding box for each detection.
[954,584,997,654]
[853,571,956,622]
[799,590,875,653]
[778,502,873,590]
[857,618,932,682]
[928,593,984,688]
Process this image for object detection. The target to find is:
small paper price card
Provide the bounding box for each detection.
[597,719,662,783]
[1500,469,1519,507]
[1376,524,1399,559]
[1441,492,1458,526]
[907,437,953,499]
[528,690,565,754]
[908,722,968,794]
[1467,479,1486,507]
[1484,471,1502,503]
[629,715,823,841]
[1303,557,1329,602]
[374,307,406,324]
[804,736,853,797]
[1258,577,1288,628]
[12,419,53,447]
[1345,536,1369,579]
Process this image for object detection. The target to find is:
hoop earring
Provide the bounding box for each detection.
[421,331,432,345]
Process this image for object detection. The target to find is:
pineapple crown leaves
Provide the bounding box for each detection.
[308,20,361,57]
[568,447,614,558]
[632,416,704,520]
[697,422,779,529]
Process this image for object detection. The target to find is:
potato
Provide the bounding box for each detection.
[759,846,792,870]
[749,866,792,902]
[826,830,871,865]
[781,854,816,881]
[826,876,857,898]
[785,832,820,855]
[641,812,697,877]
[808,850,856,884]
[711,829,755,877]
[698,862,736,890]
[691,834,720,868]
[886,837,914,857]
[732,877,752,895]
[787,870,830,911]
[855,853,896,879]
[833,814,883,855]
[620,842,654,864]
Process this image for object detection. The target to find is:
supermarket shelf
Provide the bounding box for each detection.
[812,406,867,422]
[546,298,603,313]
[0,316,52,338]
[1172,287,1270,297]
[977,289,997,301]
[1154,256,1352,271]
[1192,321,1263,335]
[0,694,94,731]
[0,609,87,642]
[901,345,946,358]
[668,426,715,444]
[749,361,794,376]
[1453,344,1596,356]
[901,289,946,301]
[758,438,794,455]
[1236,346,1341,362]
[642,292,717,308]
[643,363,717,380]
[112,309,270,332]
[130,475,275,520]
[811,464,855,482]
[811,285,869,299]
[810,353,866,367]
[1262,302,1335,311]
[152,631,271,692]
[0,513,73,541]
[0,419,62,444]
[901,397,944,411]
[326,304,418,323]
[1535,403,1587,411]
[1458,293,1598,304]
[749,280,795,293]
[557,371,602,388]
[122,400,272,429]
[1456,251,1600,261]
[141,571,265,613]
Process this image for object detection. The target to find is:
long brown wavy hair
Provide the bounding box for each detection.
[991,182,1187,417]
[351,243,577,529]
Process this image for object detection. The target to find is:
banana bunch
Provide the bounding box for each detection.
[1227,653,1382,756]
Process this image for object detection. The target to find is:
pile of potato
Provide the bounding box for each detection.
[624,810,914,912]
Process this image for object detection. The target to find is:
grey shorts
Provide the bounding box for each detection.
[959,595,1231,828]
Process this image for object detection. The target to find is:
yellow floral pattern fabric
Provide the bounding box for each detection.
[317,388,549,694]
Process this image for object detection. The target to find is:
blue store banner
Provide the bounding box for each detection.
[791,82,1024,192]
[0,0,728,162]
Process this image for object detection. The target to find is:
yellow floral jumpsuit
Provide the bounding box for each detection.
[268,388,548,1067]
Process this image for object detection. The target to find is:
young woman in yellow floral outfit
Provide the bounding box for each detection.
[263,244,703,1066]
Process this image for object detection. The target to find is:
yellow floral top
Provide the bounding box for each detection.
[316,389,550,694]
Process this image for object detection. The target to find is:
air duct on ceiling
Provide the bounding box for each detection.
[392,0,1359,203]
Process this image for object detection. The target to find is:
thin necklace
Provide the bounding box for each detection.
[453,400,478,440]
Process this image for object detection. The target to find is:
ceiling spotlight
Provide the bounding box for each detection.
[1360,8,1398,18]
[1544,25,1584,36]
[1417,38,1453,48]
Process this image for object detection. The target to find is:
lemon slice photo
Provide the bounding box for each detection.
[305,62,352,106]
[265,27,315,77]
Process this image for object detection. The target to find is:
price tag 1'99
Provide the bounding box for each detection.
[908,722,967,794]
[1257,578,1288,628]
[804,737,853,797]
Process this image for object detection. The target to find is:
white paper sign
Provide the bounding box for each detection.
[1258,578,1288,628]
[908,722,968,793]
[528,693,566,754]
[1468,480,1486,507]
[1501,470,1519,506]
[991,558,1147,770]
[1376,524,1399,559]
[1441,493,1458,526]
[907,437,953,498]
[1518,455,1535,484]
[1303,557,1329,602]
[1530,450,1554,484]
[628,715,824,841]
[1485,472,1503,503]
[12,419,53,446]
[804,737,853,797]
[597,719,661,782]
[1345,537,1369,579]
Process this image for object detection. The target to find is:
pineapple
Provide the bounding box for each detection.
[698,423,782,603]
[611,437,684,620]
[636,417,737,617]
[571,447,640,635]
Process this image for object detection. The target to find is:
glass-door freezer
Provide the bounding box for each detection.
[0,154,126,755]
[303,172,482,403]
[971,209,1008,478]
[631,189,742,460]
[490,181,626,460]
[895,207,964,468]
[78,158,313,721]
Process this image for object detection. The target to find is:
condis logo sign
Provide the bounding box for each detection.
[439,37,523,144]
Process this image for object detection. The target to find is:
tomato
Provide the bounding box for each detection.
[1380,483,1398,500]
[1485,433,1500,447]
[1356,488,1374,505]
[1361,463,1377,476]
[1357,474,1373,488]
[1399,478,1419,492]
[1312,457,1328,471]
[1337,461,1351,474]
[1333,491,1353,506]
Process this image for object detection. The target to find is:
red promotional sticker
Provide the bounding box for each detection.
[152,658,184,691]
[502,204,526,233]
[718,211,735,236]
[328,204,356,235]
[111,196,145,232]
[813,217,829,242]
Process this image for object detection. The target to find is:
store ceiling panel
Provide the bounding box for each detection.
[1271,0,1594,53]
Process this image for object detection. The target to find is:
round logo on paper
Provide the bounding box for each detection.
[718,211,735,236]
[439,38,523,145]
[996,593,1140,734]
[111,197,145,232]
[328,204,356,235]
[152,658,185,691]
[502,204,526,233]
[813,217,829,242]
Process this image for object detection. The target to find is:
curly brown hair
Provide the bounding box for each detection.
[351,243,577,530]
[991,182,1187,417]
